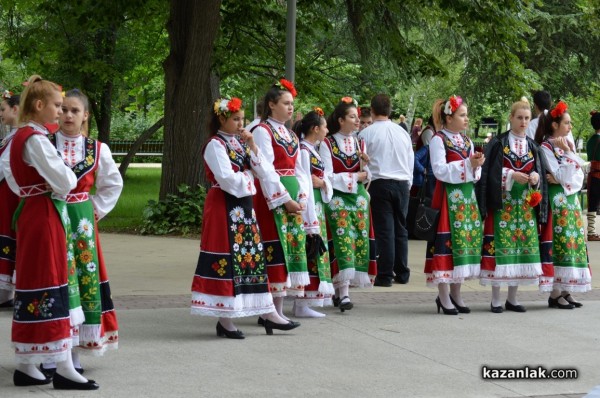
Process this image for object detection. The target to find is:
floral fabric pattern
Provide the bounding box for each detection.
[446,182,483,267]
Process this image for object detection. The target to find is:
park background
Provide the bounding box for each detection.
[1,0,600,236]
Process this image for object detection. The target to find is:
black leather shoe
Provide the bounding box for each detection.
[40,364,83,377]
[263,319,300,335]
[562,294,583,308]
[373,277,392,287]
[505,300,526,312]
[339,296,354,312]
[332,296,340,307]
[490,303,503,313]
[216,322,245,339]
[0,299,14,309]
[548,296,574,309]
[449,295,471,313]
[52,373,99,390]
[394,277,409,284]
[257,317,265,326]
[435,297,458,315]
[14,370,52,386]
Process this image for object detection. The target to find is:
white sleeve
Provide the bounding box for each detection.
[320,175,333,203]
[204,139,256,198]
[542,144,584,194]
[91,143,124,220]
[298,150,319,234]
[430,135,480,184]
[0,142,10,183]
[295,150,310,207]
[14,134,77,196]
[319,139,358,193]
[253,125,292,208]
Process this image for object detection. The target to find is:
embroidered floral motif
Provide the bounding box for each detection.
[327,136,360,170]
[264,121,298,157]
[25,292,55,318]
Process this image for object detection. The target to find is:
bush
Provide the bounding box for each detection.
[141,184,206,236]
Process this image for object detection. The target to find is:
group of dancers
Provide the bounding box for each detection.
[0,75,123,389]
[0,74,593,388]
[190,79,593,340]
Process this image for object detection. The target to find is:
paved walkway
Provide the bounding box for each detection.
[1,234,599,397]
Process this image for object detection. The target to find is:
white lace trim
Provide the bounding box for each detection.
[288,271,310,289]
[426,265,480,287]
[13,337,72,364]
[479,277,540,287]
[294,297,326,307]
[489,263,543,278]
[333,268,355,284]
[70,307,85,327]
[318,281,335,296]
[351,271,374,288]
[552,266,592,292]
[191,292,275,318]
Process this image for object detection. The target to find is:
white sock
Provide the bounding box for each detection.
[16,364,46,380]
[0,288,14,303]
[491,286,502,307]
[56,349,87,383]
[272,297,289,320]
[263,311,289,325]
[338,284,350,303]
[507,286,519,305]
[293,301,325,318]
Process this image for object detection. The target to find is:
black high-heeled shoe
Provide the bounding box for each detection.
[13,370,52,387]
[216,322,245,339]
[339,296,353,312]
[562,294,583,308]
[257,317,265,326]
[548,296,574,309]
[449,295,471,313]
[52,373,99,390]
[490,302,503,313]
[263,319,301,335]
[435,297,458,315]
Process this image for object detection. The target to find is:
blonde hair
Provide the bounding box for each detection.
[18,75,62,124]
[432,99,445,129]
[510,96,531,117]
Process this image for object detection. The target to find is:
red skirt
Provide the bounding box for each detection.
[12,196,72,364]
[0,181,18,290]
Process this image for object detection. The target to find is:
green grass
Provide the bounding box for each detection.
[99,167,161,233]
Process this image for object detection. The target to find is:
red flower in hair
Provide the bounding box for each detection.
[550,101,568,119]
[357,107,362,117]
[227,97,242,113]
[313,107,324,116]
[591,110,598,116]
[277,79,297,97]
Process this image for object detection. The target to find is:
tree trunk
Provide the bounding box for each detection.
[90,26,118,144]
[118,117,164,177]
[161,0,222,199]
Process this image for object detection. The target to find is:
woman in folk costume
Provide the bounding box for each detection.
[424,95,485,315]
[2,75,98,390]
[476,97,547,313]
[535,100,591,309]
[39,89,122,375]
[319,97,377,312]
[252,79,310,320]
[191,97,300,338]
[290,109,335,317]
[0,90,20,308]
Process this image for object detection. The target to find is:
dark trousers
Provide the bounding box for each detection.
[368,179,410,283]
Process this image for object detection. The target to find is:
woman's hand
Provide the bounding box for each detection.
[529,172,540,186]
[547,173,558,184]
[357,171,368,182]
[469,152,485,168]
[311,175,325,189]
[512,172,530,184]
[284,199,303,214]
[240,129,258,154]
[552,137,571,152]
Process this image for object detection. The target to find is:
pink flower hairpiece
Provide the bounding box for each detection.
[444,95,463,115]
[1,90,12,100]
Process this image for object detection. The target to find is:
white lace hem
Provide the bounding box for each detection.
[13,337,72,364]
[70,306,85,327]
[191,292,275,318]
[288,271,310,289]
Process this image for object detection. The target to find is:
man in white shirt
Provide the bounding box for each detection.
[526,90,551,140]
[359,94,414,286]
